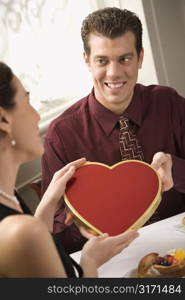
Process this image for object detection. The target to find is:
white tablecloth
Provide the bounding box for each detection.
[71,212,185,277]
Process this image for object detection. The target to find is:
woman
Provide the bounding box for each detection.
[0,62,139,277]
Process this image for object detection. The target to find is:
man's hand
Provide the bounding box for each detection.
[151,152,174,192]
[65,211,97,239]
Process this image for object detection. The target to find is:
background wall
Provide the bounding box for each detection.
[142,0,185,97]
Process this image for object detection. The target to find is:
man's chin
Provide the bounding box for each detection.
[105,96,126,105]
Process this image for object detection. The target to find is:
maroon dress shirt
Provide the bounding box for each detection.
[41,84,185,253]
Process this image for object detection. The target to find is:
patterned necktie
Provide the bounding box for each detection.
[119,116,160,225]
[119,116,144,161]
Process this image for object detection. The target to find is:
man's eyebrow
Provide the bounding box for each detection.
[94,55,108,59]
[94,52,134,59]
[118,52,134,58]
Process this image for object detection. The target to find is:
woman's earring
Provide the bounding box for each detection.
[11,139,16,147]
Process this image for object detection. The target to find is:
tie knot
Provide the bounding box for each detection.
[119,116,129,130]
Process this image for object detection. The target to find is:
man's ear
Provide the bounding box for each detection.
[138,48,144,69]
[83,51,91,71]
[0,107,12,134]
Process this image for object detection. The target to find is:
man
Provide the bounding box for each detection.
[41,7,185,253]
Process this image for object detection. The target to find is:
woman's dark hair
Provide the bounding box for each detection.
[0,62,16,110]
[81,7,143,56]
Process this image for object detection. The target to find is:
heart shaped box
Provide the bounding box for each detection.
[64,160,162,236]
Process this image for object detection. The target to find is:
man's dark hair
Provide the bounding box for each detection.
[81,7,143,56]
[0,62,16,110]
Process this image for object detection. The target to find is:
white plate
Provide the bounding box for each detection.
[123,268,138,278]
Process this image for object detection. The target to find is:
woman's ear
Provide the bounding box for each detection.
[0,107,12,134]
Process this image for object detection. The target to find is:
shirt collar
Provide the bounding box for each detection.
[88,85,142,136]
[123,84,142,127]
[89,89,119,136]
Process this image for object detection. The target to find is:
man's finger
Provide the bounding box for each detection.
[151,152,165,170]
[65,211,75,225]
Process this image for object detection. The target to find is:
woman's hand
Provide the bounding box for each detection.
[80,230,139,276]
[35,158,86,231]
[42,158,86,209]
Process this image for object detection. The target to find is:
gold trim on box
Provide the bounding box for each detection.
[64,160,162,236]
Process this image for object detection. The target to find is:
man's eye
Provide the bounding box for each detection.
[120,57,131,63]
[96,59,107,65]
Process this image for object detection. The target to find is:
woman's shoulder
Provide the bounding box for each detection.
[0,214,48,246]
[0,214,41,228]
[0,215,67,278]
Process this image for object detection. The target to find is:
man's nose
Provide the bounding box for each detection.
[106,62,121,79]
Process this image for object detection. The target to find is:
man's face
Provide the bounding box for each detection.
[84,31,143,114]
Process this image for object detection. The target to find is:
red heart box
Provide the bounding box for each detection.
[64,160,162,236]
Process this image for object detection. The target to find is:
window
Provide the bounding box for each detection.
[0,0,96,112]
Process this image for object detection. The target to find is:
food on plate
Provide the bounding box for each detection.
[137,248,185,277]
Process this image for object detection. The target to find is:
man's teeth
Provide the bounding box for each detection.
[107,83,124,88]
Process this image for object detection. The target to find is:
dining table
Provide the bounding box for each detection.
[71,212,185,277]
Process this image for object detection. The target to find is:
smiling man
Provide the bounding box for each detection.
[83,31,143,114]
[41,7,185,254]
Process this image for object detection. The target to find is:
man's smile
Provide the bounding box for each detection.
[104,81,127,89]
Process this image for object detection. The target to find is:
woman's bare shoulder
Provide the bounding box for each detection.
[0,214,48,245]
[0,214,66,278]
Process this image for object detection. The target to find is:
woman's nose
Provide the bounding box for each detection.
[34,107,40,122]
